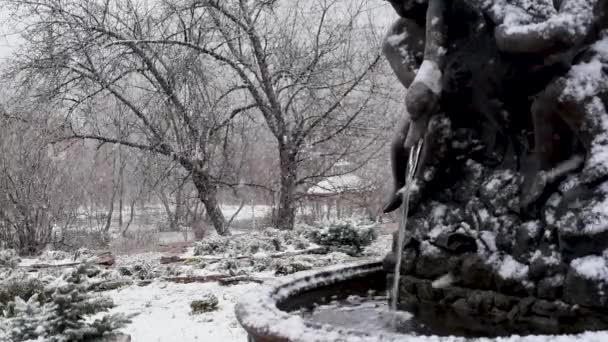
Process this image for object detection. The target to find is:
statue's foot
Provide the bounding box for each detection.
[383,191,403,213]
[383,182,422,213]
[520,171,548,213]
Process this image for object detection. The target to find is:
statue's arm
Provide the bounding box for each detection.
[382,18,426,89]
[405,0,447,121]
[495,0,598,54]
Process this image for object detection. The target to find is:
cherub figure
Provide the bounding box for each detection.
[483,0,608,209]
[382,0,447,213]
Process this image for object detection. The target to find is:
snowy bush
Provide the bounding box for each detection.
[0,249,20,269]
[194,236,229,255]
[190,294,219,314]
[40,250,73,262]
[0,264,129,342]
[274,260,313,275]
[118,261,161,281]
[307,221,377,256]
[193,228,312,257]
[0,271,47,317]
[0,116,81,255]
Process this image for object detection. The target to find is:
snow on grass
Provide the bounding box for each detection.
[221,204,272,221]
[83,226,392,342]
[105,280,259,342]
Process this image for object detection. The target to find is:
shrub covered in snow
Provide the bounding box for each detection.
[193,228,312,257]
[118,261,161,281]
[0,271,47,316]
[274,260,313,275]
[39,250,73,262]
[0,249,20,269]
[307,221,377,256]
[0,264,129,342]
[191,224,378,275]
[190,294,219,314]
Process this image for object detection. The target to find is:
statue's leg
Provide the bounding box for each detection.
[382,17,425,213]
[384,116,411,213]
[531,78,573,169]
[523,61,608,210]
[553,93,608,212]
[521,77,576,210]
[559,94,608,185]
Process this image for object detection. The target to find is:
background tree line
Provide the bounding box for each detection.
[0,0,404,254]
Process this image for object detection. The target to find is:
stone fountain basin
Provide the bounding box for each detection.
[235,259,608,342]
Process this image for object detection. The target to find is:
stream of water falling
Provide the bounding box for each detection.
[390,140,424,318]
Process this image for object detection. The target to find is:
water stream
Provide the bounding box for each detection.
[390,140,424,317]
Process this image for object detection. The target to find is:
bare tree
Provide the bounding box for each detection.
[124,0,387,229]
[2,0,267,235]
[4,0,391,233]
[0,106,80,254]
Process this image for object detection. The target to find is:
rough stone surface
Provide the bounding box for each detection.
[396,275,608,337]
[383,0,608,336]
[512,221,542,263]
[564,265,608,309]
[537,275,564,300]
[558,228,608,261]
[458,254,495,290]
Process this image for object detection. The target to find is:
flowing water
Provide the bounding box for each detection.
[390,140,424,317]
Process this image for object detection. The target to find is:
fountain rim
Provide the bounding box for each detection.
[235,258,412,342]
[234,258,608,342]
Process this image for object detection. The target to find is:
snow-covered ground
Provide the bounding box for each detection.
[221,204,272,222]
[10,226,608,342]
[106,281,256,342]
[100,232,392,342]
[8,225,390,342]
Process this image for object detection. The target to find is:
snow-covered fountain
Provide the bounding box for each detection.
[236,0,608,340]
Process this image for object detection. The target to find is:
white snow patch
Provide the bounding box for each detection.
[432,273,454,289]
[386,31,408,47]
[221,204,272,221]
[419,241,442,257]
[584,97,608,181]
[491,254,529,280]
[414,60,442,94]
[562,60,605,102]
[522,221,541,238]
[480,231,497,252]
[571,255,608,281]
[106,280,259,342]
[430,203,448,223]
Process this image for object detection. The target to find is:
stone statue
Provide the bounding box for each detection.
[490,0,608,212]
[382,0,447,213]
[382,0,608,336]
[383,0,557,213]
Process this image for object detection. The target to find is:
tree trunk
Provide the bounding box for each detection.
[103,189,115,244]
[157,190,177,231]
[192,168,229,236]
[174,185,183,229]
[275,146,297,230]
[117,146,125,230]
[121,199,136,237]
